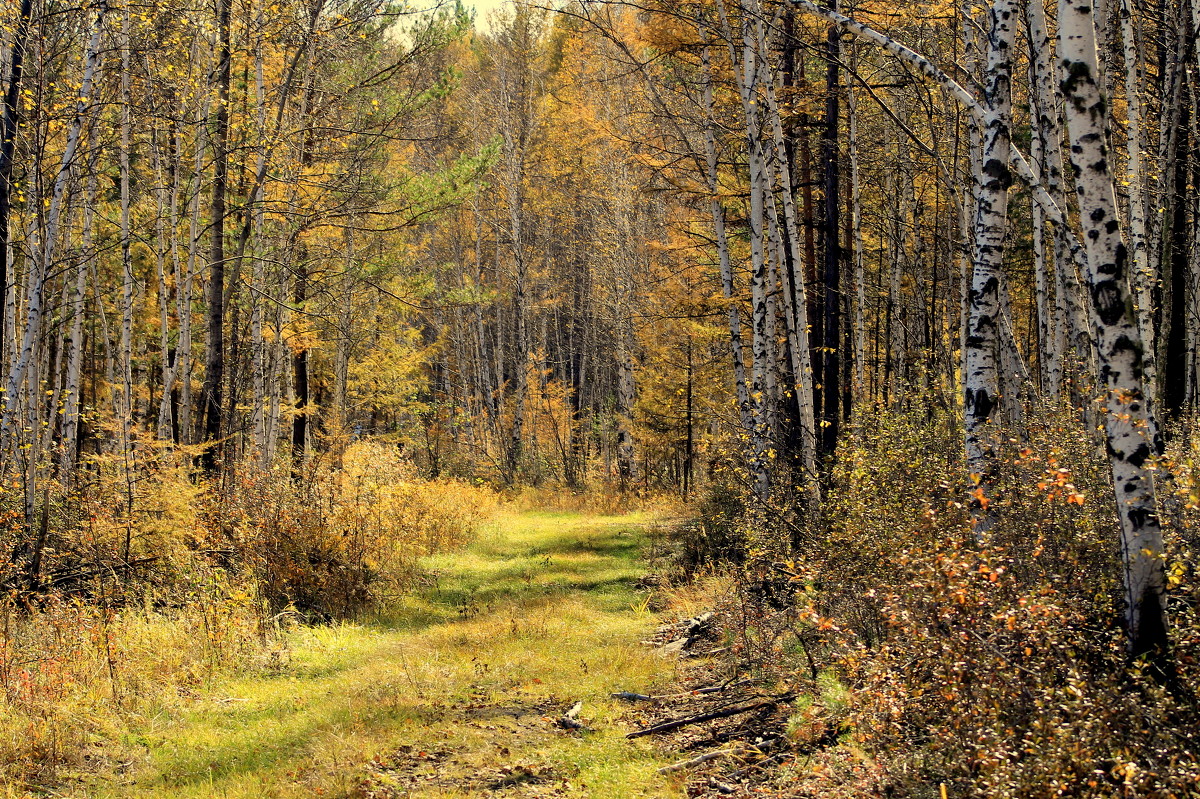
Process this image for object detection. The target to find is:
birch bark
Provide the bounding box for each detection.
[3,3,106,435]
[760,37,818,487]
[698,39,754,436]
[1058,0,1168,656]
[1117,0,1157,410]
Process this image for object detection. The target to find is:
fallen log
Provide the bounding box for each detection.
[611,691,654,702]
[625,696,791,739]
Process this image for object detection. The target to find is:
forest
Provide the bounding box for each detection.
[0,0,1198,794]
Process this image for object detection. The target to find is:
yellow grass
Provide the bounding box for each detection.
[28,510,688,798]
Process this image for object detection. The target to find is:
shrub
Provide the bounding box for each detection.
[0,440,496,787]
[217,442,498,618]
[716,406,1200,797]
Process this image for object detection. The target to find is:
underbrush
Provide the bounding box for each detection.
[219,443,499,618]
[0,589,266,787]
[505,482,685,517]
[0,441,497,789]
[692,407,1200,797]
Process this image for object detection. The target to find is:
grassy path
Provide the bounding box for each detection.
[91,511,684,798]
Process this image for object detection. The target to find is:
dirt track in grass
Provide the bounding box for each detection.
[83,511,688,799]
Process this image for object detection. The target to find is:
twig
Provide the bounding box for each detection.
[708,777,737,794]
[626,696,791,739]
[656,746,751,774]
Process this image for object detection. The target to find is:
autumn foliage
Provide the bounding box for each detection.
[703,408,1200,797]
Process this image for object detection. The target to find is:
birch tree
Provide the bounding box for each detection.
[1057,0,1168,657]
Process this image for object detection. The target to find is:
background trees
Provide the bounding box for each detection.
[1,0,1198,673]
[1,0,1200,792]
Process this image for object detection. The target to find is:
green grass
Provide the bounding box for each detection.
[69,510,684,798]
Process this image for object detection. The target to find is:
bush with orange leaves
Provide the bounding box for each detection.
[741,407,1200,797]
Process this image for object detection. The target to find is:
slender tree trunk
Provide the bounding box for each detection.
[699,34,754,436]
[847,49,866,399]
[291,242,309,471]
[60,170,96,483]
[1058,0,1168,657]
[820,3,841,458]
[961,0,1017,536]
[718,3,776,499]
[251,45,269,458]
[197,0,232,470]
[758,37,818,488]
[1119,0,1159,413]
[117,6,136,484]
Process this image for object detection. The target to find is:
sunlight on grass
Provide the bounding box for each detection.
[80,510,682,798]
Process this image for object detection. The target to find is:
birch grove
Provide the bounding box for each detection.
[1,0,1199,793]
[0,0,1197,666]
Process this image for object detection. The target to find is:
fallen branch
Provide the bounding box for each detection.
[656,746,751,774]
[611,691,654,702]
[558,700,585,729]
[610,678,759,703]
[626,696,791,739]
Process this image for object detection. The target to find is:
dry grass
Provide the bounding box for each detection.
[8,509,690,798]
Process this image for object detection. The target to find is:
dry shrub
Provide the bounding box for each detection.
[0,451,265,787]
[506,483,683,517]
[0,445,208,606]
[0,440,495,787]
[723,407,1200,797]
[217,441,498,618]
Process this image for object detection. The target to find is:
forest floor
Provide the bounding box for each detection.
[76,510,695,798]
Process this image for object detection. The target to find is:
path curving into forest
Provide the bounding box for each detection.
[90,511,684,798]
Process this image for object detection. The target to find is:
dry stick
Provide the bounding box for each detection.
[558,701,585,729]
[657,746,752,774]
[612,678,761,702]
[625,696,790,739]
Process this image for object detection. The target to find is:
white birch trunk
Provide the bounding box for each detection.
[251,44,268,459]
[152,124,175,439]
[3,5,105,433]
[960,0,1018,534]
[759,27,818,487]
[698,35,755,438]
[1058,0,1168,656]
[847,53,866,398]
[1117,0,1157,408]
[716,3,776,498]
[59,171,95,482]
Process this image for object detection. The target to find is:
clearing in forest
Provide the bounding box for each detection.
[83,511,686,798]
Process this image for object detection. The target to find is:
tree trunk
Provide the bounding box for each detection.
[197,0,232,471]
[820,6,841,458]
[1058,0,1169,658]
